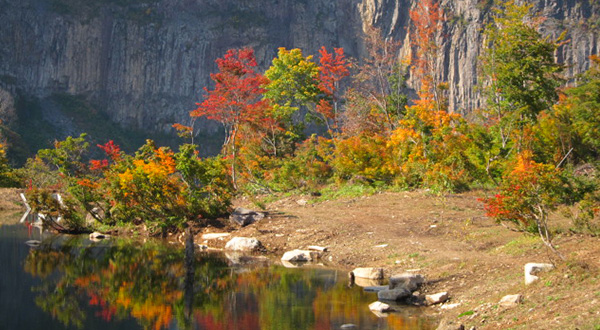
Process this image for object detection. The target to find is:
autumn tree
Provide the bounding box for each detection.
[316,46,351,134]
[264,48,321,124]
[409,0,445,105]
[559,55,600,161]
[343,26,408,135]
[481,1,563,149]
[191,48,270,188]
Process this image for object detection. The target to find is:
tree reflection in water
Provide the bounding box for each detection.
[24,234,435,330]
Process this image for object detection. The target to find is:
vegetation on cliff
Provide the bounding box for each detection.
[10,1,600,243]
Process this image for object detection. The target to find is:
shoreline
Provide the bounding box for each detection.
[5,188,600,329]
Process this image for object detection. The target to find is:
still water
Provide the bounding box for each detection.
[0,221,435,330]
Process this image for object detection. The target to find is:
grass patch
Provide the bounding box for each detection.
[494,235,542,256]
[458,310,474,317]
[314,183,379,202]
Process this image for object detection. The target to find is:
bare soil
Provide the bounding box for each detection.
[206,190,600,330]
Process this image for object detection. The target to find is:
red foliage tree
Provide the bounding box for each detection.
[317,46,350,134]
[191,48,271,188]
[409,0,444,102]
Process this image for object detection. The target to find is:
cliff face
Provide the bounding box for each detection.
[0,0,598,140]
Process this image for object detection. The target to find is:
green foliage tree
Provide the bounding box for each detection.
[264,47,321,128]
[0,142,20,187]
[562,55,600,160]
[479,0,564,178]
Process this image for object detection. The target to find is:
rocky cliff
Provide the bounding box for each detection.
[0,0,598,154]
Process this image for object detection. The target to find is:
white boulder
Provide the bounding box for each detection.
[426,292,449,305]
[224,237,263,252]
[524,263,555,285]
[352,267,384,280]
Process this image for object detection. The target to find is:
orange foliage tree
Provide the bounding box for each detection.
[409,0,445,104]
[316,46,351,134]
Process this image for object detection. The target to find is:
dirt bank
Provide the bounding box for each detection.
[205,190,600,330]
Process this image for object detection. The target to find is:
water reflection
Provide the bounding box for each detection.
[15,225,436,330]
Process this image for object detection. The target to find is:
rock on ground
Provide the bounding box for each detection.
[224,237,263,252]
[426,292,449,305]
[524,263,555,285]
[499,294,523,307]
[230,207,265,227]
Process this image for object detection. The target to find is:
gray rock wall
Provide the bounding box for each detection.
[0,0,598,135]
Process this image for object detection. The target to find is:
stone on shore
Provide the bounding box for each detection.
[369,301,393,313]
[89,232,110,240]
[281,249,320,262]
[352,267,384,280]
[389,273,425,292]
[224,237,263,252]
[377,288,412,301]
[524,263,555,285]
[426,292,449,305]
[230,207,265,227]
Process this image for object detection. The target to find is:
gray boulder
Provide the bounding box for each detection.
[389,273,425,292]
[377,288,412,301]
[230,207,265,227]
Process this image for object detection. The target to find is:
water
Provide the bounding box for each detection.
[0,221,435,330]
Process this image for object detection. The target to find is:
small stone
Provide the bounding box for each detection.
[352,267,384,280]
[524,263,555,285]
[224,237,263,252]
[377,288,412,301]
[374,244,388,248]
[89,232,109,240]
[369,301,393,313]
[426,292,449,305]
[297,199,308,206]
[340,324,358,329]
[499,294,523,307]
